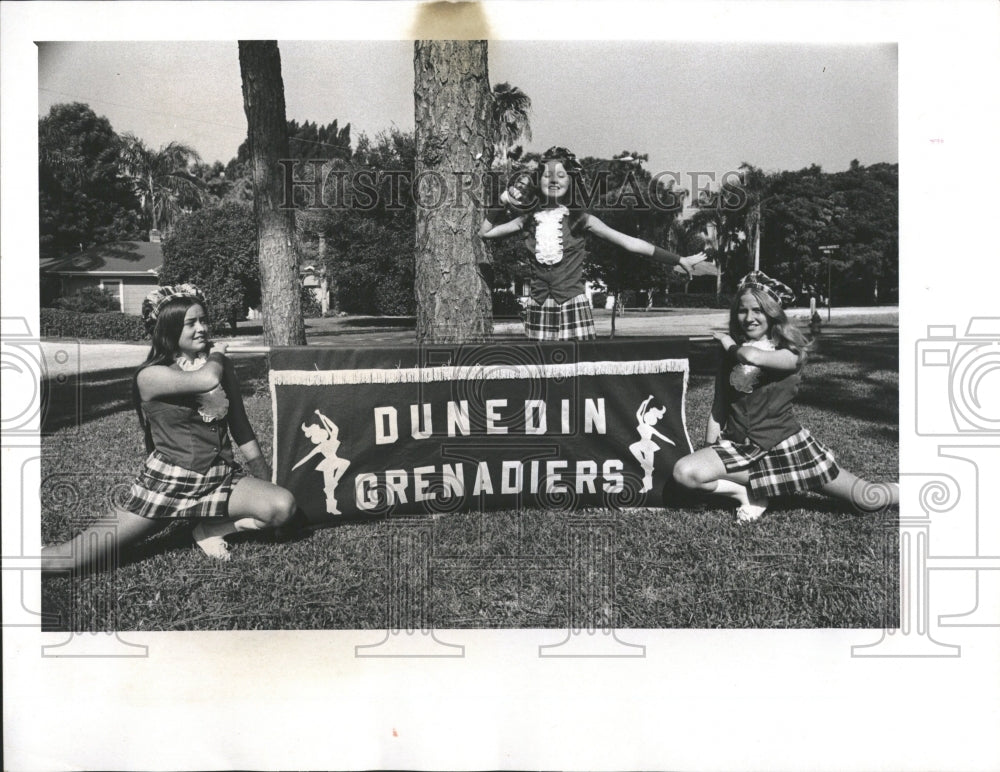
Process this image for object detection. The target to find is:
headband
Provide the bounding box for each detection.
[141,283,206,329]
[737,271,796,308]
[540,146,582,173]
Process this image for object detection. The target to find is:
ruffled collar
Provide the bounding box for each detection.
[533,205,569,265]
[176,353,229,422]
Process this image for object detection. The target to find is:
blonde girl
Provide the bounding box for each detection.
[672,271,899,521]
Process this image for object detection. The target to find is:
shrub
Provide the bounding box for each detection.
[160,203,260,332]
[492,289,524,317]
[50,286,121,313]
[374,279,415,316]
[663,292,732,309]
[40,308,147,341]
[300,284,324,318]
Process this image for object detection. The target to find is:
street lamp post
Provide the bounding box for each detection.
[818,244,839,322]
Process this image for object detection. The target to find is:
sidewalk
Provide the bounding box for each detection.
[41,306,897,376]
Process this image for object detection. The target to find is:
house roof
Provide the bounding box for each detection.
[40,241,162,276]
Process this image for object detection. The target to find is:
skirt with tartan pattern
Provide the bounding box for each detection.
[524,293,596,341]
[121,450,246,520]
[712,427,840,499]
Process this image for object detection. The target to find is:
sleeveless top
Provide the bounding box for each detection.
[522,207,588,304]
[142,395,235,473]
[718,347,802,450]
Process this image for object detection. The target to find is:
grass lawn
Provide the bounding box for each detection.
[41,324,899,631]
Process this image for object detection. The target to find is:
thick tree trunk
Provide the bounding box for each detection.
[238,40,306,346]
[413,40,493,343]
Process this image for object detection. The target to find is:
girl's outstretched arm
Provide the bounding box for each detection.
[480,214,526,239]
[136,349,226,401]
[735,346,799,372]
[584,214,708,273]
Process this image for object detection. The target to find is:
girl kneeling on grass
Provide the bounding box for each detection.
[672,271,899,522]
[42,284,295,572]
[480,146,710,341]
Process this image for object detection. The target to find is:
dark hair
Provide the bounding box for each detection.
[132,295,207,453]
[522,149,589,238]
[729,287,811,366]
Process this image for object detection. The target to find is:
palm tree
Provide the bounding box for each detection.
[117,133,205,234]
[491,82,532,173]
[736,162,770,272]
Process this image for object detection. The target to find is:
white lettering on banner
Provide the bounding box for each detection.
[411,404,432,439]
[386,469,408,504]
[501,460,523,493]
[447,400,470,436]
[602,459,624,493]
[356,473,378,511]
[546,460,568,492]
[413,465,435,501]
[374,406,398,445]
[486,399,507,434]
[585,398,606,434]
[577,460,598,493]
[525,399,546,435]
[442,463,465,497]
[472,461,494,495]
[370,398,611,443]
[353,458,627,508]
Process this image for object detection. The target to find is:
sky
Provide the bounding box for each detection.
[38,39,897,184]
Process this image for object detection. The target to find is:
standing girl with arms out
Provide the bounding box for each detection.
[480,146,709,340]
[42,284,296,571]
[672,271,899,521]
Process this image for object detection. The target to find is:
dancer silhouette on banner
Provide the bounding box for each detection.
[629,395,676,493]
[293,410,351,515]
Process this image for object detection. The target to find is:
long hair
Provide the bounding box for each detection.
[522,148,589,238]
[132,295,206,453]
[729,287,811,366]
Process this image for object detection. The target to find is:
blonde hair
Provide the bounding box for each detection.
[729,288,811,366]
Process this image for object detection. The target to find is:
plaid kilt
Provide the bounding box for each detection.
[524,294,596,341]
[712,427,840,498]
[121,450,245,519]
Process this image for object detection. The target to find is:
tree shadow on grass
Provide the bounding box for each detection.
[796,375,899,425]
[808,330,898,372]
[41,358,270,434]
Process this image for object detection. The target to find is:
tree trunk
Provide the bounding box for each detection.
[413,40,493,343]
[238,40,306,346]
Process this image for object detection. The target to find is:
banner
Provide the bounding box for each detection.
[270,339,693,524]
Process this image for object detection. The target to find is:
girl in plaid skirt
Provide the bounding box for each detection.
[672,271,899,522]
[42,285,296,571]
[481,146,709,340]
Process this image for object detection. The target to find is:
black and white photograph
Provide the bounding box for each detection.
[3,2,999,770]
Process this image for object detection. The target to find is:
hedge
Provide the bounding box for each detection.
[662,292,733,309]
[40,308,148,342]
[492,289,524,317]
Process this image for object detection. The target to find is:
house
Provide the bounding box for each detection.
[40,236,163,315]
[300,264,330,315]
